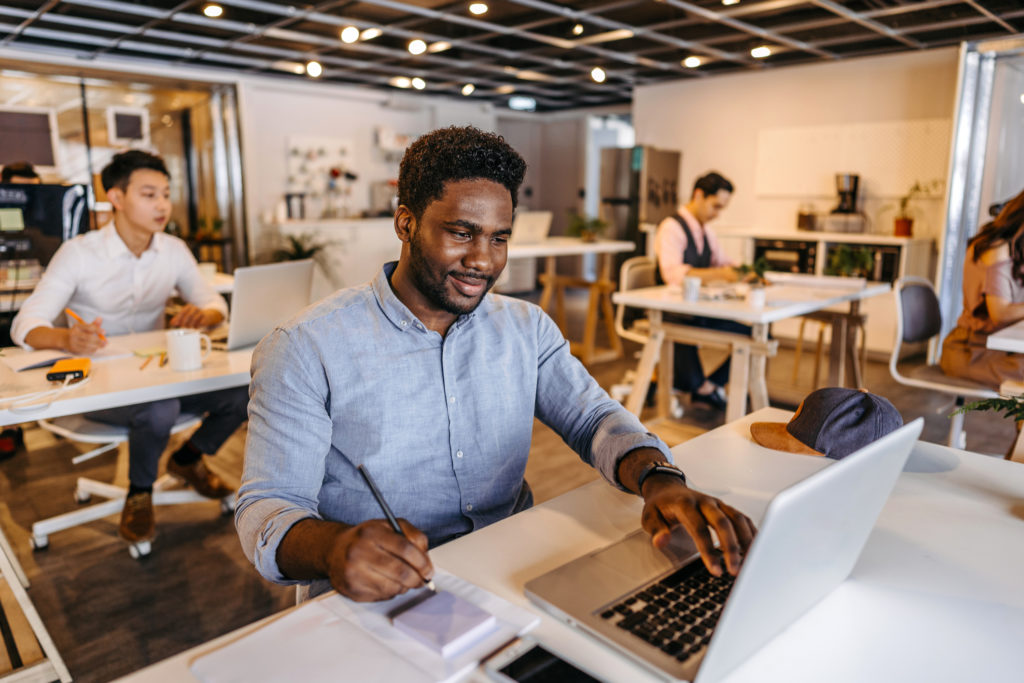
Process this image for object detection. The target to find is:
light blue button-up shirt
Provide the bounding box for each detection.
[236,262,672,598]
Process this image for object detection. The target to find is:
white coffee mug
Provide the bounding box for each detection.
[747,287,767,309]
[166,329,211,372]
[683,276,702,302]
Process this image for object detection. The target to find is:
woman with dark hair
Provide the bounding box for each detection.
[940,188,1024,388]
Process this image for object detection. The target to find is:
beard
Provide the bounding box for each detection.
[407,231,497,316]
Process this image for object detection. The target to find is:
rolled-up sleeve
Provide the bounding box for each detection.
[532,311,672,492]
[235,326,335,585]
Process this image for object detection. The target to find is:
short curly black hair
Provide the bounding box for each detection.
[398,126,526,219]
[100,150,169,192]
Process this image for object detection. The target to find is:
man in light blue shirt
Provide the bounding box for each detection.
[237,126,754,602]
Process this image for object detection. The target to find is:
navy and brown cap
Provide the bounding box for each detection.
[750,387,903,460]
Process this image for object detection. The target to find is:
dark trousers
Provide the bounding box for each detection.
[664,314,752,393]
[86,386,249,488]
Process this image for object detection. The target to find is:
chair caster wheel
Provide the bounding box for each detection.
[74,490,91,504]
[30,536,49,551]
[128,540,152,560]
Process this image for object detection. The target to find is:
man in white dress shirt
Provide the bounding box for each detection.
[653,171,747,411]
[11,150,248,545]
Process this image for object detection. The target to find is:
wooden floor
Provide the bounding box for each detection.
[0,290,1018,682]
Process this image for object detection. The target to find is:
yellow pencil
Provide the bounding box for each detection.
[64,307,107,343]
[158,352,168,367]
[139,355,153,370]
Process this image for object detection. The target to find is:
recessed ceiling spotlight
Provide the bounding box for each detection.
[751,45,772,58]
[340,26,359,43]
[469,2,489,14]
[508,96,536,111]
[389,76,412,88]
[305,60,323,77]
[428,41,452,53]
[1020,93,1024,104]
[683,56,702,68]
[462,83,476,96]
[496,84,515,94]
[722,0,740,5]
[412,77,426,90]
[591,67,606,83]
[408,39,427,55]
[360,27,382,41]
[202,3,223,18]
[572,23,584,36]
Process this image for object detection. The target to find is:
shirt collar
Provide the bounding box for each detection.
[372,261,481,333]
[101,222,163,260]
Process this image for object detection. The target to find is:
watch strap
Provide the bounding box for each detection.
[636,461,686,493]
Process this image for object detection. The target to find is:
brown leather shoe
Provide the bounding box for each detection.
[119,492,155,543]
[166,457,234,499]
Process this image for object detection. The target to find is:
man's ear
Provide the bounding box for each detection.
[394,205,415,243]
[106,187,125,212]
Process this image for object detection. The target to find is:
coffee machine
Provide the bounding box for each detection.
[824,173,865,233]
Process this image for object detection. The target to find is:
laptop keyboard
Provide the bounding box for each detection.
[599,561,735,662]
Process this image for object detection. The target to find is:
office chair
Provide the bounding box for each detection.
[31,412,234,559]
[889,276,998,449]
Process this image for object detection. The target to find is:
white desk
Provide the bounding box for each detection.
[511,237,635,365]
[0,330,253,427]
[613,282,890,421]
[119,408,1024,682]
[986,318,1024,354]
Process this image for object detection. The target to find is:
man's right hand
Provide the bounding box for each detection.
[324,518,434,602]
[67,317,106,355]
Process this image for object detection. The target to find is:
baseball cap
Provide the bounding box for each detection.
[750,387,903,460]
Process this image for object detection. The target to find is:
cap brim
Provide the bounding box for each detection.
[750,421,824,457]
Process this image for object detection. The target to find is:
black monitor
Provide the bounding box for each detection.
[0,183,89,265]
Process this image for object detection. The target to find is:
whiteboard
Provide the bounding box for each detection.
[754,119,952,198]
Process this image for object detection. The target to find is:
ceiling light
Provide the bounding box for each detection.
[202,3,223,18]
[411,77,426,90]
[496,84,515,94]
[360,27,382,41]
[572,24,584,36]
[751,45,772,58]
[389,76,412,88]
[305,61,322,77]
[408,39,427,55]
[469,2,488,14]
[340,26,359,43]
[428,41,452,53]
[591,67,606,83]
[462,83,475,96]
[272,60,306,75]
[1020,93,1024,104]
[722,0,740,5]
[508,96,536,111]
[683,56,702,68]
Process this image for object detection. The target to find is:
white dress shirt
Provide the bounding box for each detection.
[654,206,734,286]
[11,223,228,348]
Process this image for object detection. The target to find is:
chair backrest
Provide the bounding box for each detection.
[890,276,942,382]
[614,256,657,344]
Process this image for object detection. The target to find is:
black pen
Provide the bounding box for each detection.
[357,464,436,592]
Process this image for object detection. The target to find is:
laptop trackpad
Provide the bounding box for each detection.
[591,528,699,584]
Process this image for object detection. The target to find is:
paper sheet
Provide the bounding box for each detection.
[190,570,539,683]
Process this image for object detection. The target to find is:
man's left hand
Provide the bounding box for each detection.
[640,476,755,577]
[170,305,221,329]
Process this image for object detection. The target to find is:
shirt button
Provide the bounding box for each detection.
[466,503,473,511]
[456,450,463,458]
[400,320,408,327]
[448,395,455,404]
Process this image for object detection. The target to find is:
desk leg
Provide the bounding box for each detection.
[600,285,623,360]
[657,326,674,419]
[845,302,863,388]
[827,315,849,387]
[749,323,770,411]
[727,345,750,423]
[538,256,556,312]
[581,282,601,365]
[625,316,663,417]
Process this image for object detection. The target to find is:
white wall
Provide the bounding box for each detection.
[633,47,960,243]
[238,80,497,260]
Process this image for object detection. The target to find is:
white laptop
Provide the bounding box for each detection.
[525,418,923,682]
[509,210,553,244]
[215,260,314,350]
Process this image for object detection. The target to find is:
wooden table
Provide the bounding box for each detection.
[508,237,635,365]
[118,407,1024,682]
[612,281,890,422]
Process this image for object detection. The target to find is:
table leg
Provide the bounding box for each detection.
[845,302,863,388]
[747,323,769,413]
[727,345,750,423]
[581,282,601,365]
[624,314,663,417]
[538,256,556,312]
[600,286,623,359]
[827,315,848,387]
[657,328,674,419]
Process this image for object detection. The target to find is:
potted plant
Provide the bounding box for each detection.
[273,233,325,261]
[825,244,874,278]
[566,211,608,242]
[734,256,769,286]
[893,179,943,237]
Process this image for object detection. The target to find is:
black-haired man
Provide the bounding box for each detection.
[1,161,41,184]
[11,150,248,545]
[654,171,748,411]
[238,127,754,603]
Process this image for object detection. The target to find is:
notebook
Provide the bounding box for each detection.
[525,418,923,682]
[509,211,553,244]
[214,260,314,350]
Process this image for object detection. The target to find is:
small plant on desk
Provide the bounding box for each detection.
[734,256,769,287]
[566,212,608,242]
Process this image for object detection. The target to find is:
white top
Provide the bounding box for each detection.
[11,224,228,348]
[654,207,734,285]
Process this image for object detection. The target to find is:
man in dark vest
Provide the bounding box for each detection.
[653,171,747,411]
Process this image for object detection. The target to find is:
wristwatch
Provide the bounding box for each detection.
[636,461,687,494]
